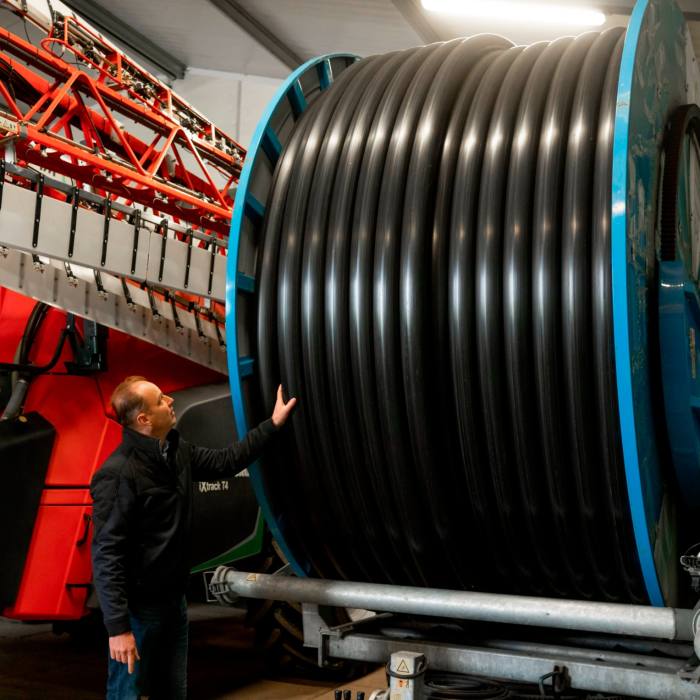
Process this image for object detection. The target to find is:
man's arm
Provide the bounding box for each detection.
[190,385,296,480]
[189,418,277,480]
[90,464,140,674]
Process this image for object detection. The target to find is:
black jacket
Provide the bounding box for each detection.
[90,419,276,636]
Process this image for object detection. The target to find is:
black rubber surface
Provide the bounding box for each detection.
[255,31,648,602]
[400,36,512,589]
[449,46,525,591]
[502,37,572,597]
[476,41,548,594]
[277,58,371,581]
[325,49,420,586]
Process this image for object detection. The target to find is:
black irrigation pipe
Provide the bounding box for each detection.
[304,50,416,586]
[325,48,419,587]
[400,36,514,591]
[531,32,599,599]
[256,29,648,603]
[502,36,573,598]
[278,56,382,583]
[353,42,444,586]
[257,95,332,579]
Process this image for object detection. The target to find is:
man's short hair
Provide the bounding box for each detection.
[111,376,148,426]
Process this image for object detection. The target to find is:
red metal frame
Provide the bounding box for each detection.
[0,5,244,620]
[0,10,237,346]
[0,11,242,237]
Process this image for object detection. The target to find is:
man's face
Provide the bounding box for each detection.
[134,381,176,439]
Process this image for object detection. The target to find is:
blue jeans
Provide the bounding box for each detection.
[106,595,188,700]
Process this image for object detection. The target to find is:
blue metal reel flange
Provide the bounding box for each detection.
[659,105,700,510]
[225,54,358,577]
[612,0,698,605]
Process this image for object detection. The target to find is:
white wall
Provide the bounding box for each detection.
[173,68,282,149]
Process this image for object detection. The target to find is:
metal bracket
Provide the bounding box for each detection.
[145,284,161,321]
[329,613,388,639]
[130,209,141,275]
[192,304,206,343]
[538,665,571,698]
[68,186,79,258]
[93,269,107,299]
[302,602,388,669]
[100,197,111,267]
[64,260,77,287]
[207,237,217,296]
[32,173,44,249]
[120,277,135,310]
[169,295,184,334]
[301,603,328,665]
[316,617,360,669]
[214,320,225,348]
[0,158,6,209]
[184,226,193,289]
[157,218,168,282]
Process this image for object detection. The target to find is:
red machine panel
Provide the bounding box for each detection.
[25,377,116,486]
[1,288,226,620]
[0,0,237,623]
[6,494,93,619]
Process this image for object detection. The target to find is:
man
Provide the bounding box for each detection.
[90,376,296,699]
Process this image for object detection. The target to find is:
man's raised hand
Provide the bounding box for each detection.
[271,384,297,428]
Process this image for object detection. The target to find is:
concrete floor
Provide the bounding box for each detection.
[0,604,383,699]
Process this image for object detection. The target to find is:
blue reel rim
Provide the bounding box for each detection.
[611,0,691,605]
[226,53,358,577]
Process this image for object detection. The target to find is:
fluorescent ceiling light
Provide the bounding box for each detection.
[421,0,606,27]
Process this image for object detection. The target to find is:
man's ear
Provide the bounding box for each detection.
[135,412,149,427]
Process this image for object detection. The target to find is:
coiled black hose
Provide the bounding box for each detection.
[424,671,510,699]
[255,30,648,603]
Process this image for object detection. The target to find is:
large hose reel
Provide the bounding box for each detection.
[227,0,700,608]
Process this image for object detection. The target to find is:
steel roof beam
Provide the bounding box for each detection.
[391,0,444,44]
[208,0,304,71]
[61,0,187,79]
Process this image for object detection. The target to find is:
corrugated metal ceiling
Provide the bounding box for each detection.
[83,0,292,78]
[234,0,423,61]
[8,1,700,80]
[53,0,700,78]
[106,0,700,80]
